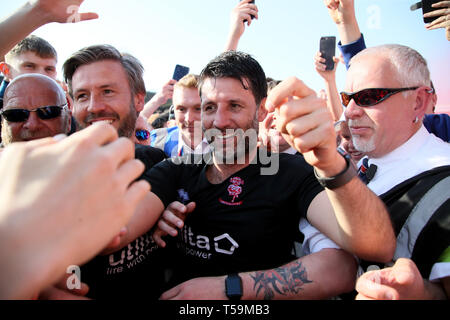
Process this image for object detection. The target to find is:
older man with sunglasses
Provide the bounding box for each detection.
[1,73,71,146]
[341,44,450,300]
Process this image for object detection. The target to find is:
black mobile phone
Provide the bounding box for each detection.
[422,0,441,23]
[320,36,336,71]
[410,0,441,23]
[241,0,255,23]
[172,64,190,81]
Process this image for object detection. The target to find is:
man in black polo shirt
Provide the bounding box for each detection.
[59,44,167,300]
[128,51,396,300]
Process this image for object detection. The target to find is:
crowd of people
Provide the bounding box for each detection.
[0,0,449,301]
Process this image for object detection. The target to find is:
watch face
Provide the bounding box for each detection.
[226,274,242,299]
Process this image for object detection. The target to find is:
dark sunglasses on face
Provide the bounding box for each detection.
[340,87,419,107]
[0,104,68,122]
[135,129,150,141]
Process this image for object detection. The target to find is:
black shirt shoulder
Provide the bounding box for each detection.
[135,144,167,171]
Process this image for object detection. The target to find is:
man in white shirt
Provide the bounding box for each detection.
[343,44,450,300]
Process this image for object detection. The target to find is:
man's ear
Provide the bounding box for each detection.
[414,87,432,120]
[0,62,11,79]
[134,92,146,113]
[66,93,73,111]
[258,98,268,122]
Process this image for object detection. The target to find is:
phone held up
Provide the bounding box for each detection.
[241,0,255,23]
[319,36,336,71]
[172,64,190,81]
[410,0,441,24]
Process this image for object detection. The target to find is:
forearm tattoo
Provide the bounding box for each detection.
[250,261,312,300]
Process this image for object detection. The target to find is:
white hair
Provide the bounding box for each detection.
[349,44,431,96]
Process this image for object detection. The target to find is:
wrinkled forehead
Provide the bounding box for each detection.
[4,78,64,109]
[71,60,130,92]
[345,55,399,92]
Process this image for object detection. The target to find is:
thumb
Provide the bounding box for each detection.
[392,258,417,286]
[186,202,196,213]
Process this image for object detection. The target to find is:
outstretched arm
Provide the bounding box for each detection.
[0,123,148,299]
[323,0,360,45]
[266,77,395,262]
[224,0,259,51]
[99,191,166,255]
[160,248,356,300]
[0,0,98,58]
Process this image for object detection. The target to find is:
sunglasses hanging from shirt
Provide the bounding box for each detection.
[0,104,67,122]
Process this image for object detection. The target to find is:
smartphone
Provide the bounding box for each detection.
[320,36,336,71]
[172,64,190,81]
[241,0,255,23]
[422,0,441,23]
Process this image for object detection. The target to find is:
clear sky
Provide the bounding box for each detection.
[2,0,449,112]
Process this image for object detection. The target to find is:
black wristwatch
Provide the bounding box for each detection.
[225,273,243,300]
[314,148,357,189]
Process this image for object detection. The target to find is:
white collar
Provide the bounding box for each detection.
[177,131,210,155]
[282,147,298,155]
[366,125,450,195]
[369,126,428,165]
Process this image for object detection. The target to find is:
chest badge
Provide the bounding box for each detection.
[219,177,244,206]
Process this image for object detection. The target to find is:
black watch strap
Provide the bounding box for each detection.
[314,150,357,189]
[225,273,242,300]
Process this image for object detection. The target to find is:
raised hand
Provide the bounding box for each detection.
[0,123,150,299]
[424,1,450,41]
[323,0,356,25]
[266,77,340,176]
[31,0,98,24]
[225,0,259,51]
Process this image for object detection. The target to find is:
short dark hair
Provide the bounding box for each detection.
[6,35,57,61]
[199,51,267,106]
[62,44,145,98]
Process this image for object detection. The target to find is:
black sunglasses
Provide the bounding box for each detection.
[340,87,418,107]
[135,129,150,141]
[0,104,67,122]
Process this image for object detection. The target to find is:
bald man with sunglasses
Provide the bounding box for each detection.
[342,44,450,300]
[1,73,71,146]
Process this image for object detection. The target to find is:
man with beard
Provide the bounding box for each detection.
[1,74,71,147]
[125,51,396,300]
[63,44,166,172]
[59,44,167,300]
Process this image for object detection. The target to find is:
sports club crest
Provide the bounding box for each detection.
[219,176,244,206]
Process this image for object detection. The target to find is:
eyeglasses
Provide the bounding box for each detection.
[340,87,418,107]
[135,129,150,141]
[0,104,68,122]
